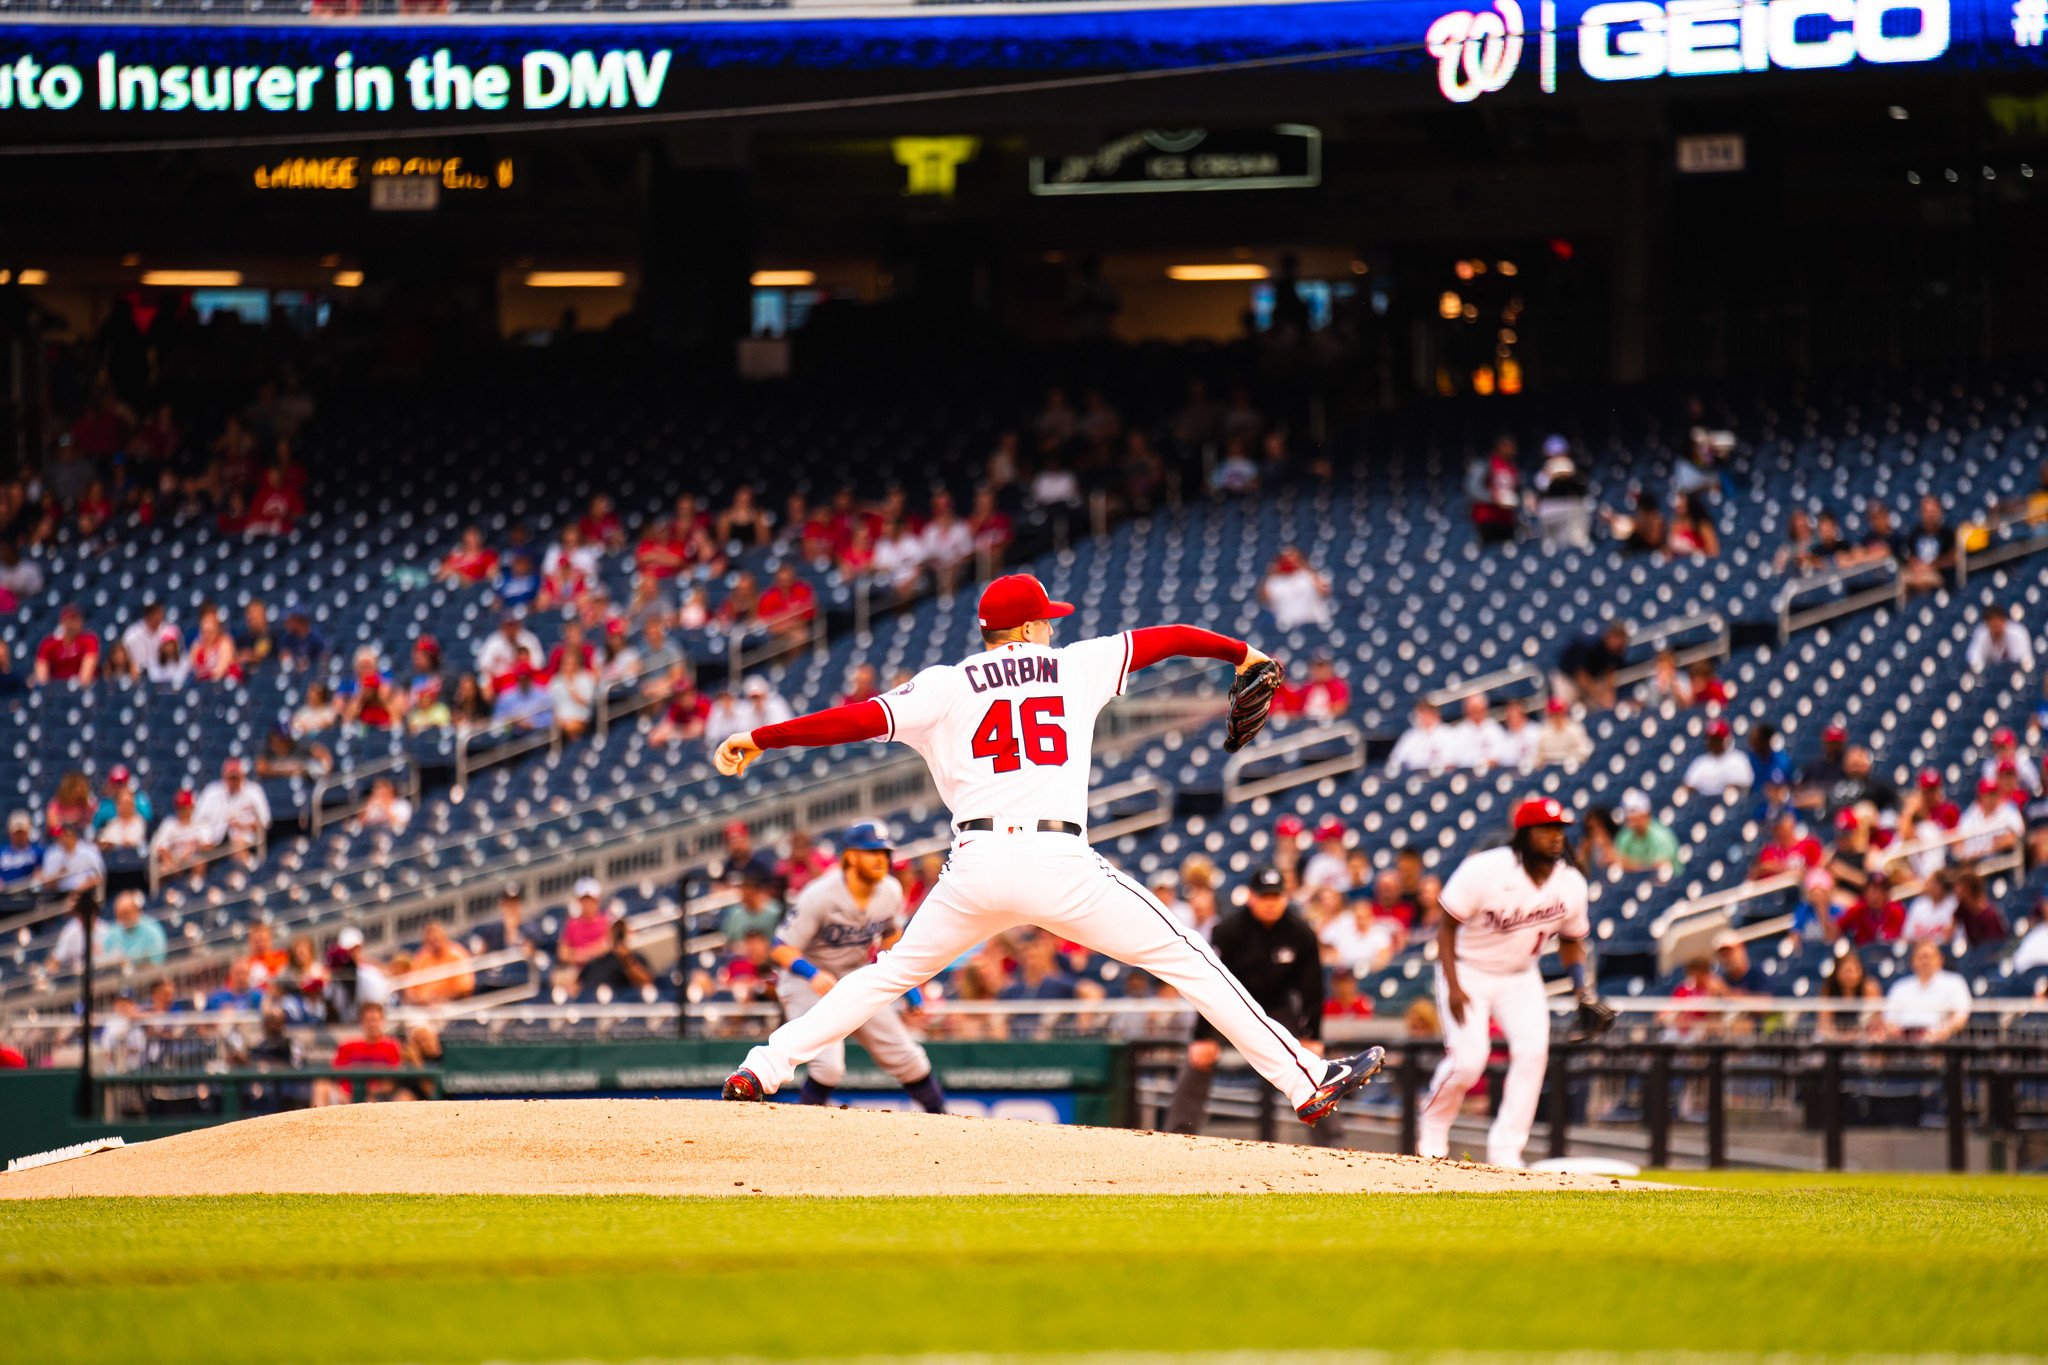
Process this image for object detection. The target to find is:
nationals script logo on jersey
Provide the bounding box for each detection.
[1476,901,1569,934]
[875,633,1135,829]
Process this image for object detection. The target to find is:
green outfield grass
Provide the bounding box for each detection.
[1,1173,2043,1363]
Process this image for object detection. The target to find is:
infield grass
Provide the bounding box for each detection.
[1,1173,2042,1363]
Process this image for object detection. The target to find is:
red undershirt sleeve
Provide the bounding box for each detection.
[1127,624,1250,672]
[752,699,889,750]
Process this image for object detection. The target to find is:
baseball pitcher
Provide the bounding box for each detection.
[715,573,1384,1125]
[770,820,947,1114]
[1418,796,1611,1167]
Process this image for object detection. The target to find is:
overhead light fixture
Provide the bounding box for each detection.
[1166,264,1269,282]
[141,270,241,287]
[1888,105,1909,120]
[16,269,47,286]
[749,270,816,288]
[0,271,11,286]
[1439,290,1463,320]
[333,271,364,288]
[524,271,626,288]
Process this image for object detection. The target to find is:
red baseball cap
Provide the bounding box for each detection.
[1274,814,1306,839]
[1980,777,2001,795]
[1994,728,2018,748]
[977,574,1074,631]
[222,757,244,776]
[1998,756,2019,775]
[1545,698,1567,716]
[175,789,195,808]
[1835,807,1862,832]
[1314,816,1346,843]
[1823,724,1847,743]
[1918,769,1943,788]
[107,765,131,786]
[1706,718,1732,739]
[1512,797,1572,829]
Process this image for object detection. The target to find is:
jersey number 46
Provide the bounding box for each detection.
[971,697,1068,772]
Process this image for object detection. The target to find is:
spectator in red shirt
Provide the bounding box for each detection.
[649,665,711,746]
[838,524,877,583]
[546,622,596,676]
[1835,873,1905,946]
[1751,811,1824,880]
[797,506,840,568]
[634,518,688,582]
[188,605,242,684]
[838,662,880,707]
[968,487,1013,566]
[34,605,100,686]
[716,572,762,631]
[578,494,624,552]
[244,467,303,536]
[1916,769,1962,830]
[1687,659,1731,708]
[756,565,817,643]
[1324,969,1374,1019]
[345,671,398,731]
[324,1000,404,1103]
[1273,653,1353,722]
[777,828,835,894]
[74,480,113,540]
[436,527,498,586]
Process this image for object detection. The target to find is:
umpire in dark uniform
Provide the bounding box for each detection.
[1164,865,1342,1144]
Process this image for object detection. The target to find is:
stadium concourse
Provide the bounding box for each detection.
[5,336,2048,1090]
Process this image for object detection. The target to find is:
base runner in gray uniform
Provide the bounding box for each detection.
[771,821,948,1113]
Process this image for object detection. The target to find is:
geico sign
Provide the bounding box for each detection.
[1579,0,1949,80]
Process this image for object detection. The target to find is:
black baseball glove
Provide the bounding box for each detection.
[1566,994,1619,1043]
[1223,659,1283,753]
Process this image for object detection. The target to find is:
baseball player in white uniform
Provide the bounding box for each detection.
[714,572,1384,1125]
[1418,796,1592,1168]
[772,820,948,1113]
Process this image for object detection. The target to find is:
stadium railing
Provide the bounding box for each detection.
[1221,721,1363,804]
[1425,611,1728,719]
[1651,822,2026,972]
[1957,504,2048,588]
[1776,556,1906,642]
[307,749,423,837]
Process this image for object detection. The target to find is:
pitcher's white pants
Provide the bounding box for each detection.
[1417,963,1552,1168]
[742,833,1330,1110]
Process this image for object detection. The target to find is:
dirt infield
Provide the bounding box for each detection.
[0,1100,1657,1198]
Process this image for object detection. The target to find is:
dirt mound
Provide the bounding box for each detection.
[0,1100,1656,1198]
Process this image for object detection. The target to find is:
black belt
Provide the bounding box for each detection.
[958,818,1084,837]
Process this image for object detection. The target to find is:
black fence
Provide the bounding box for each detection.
[1132,1038,2048,1172]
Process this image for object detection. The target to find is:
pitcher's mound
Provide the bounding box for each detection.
[0,1100,1657,1199]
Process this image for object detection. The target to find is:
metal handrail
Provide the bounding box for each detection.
[149,832,269,898]
[1776,556,1905,642]
[1611,611,1730,691]
[725,605,827,683]
[1221,721,1364,804]
[1426,662,1545,712]
[1957,511,2048,589]
[308,748,422,837]
[454,709,560,787]
[1652,820,2029,945]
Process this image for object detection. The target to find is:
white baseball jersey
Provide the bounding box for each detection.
[876,635,1131,829]
[774,869,907,980]
[1438,845,1591,975]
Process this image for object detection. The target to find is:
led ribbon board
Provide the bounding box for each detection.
[0,0,2037,133]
